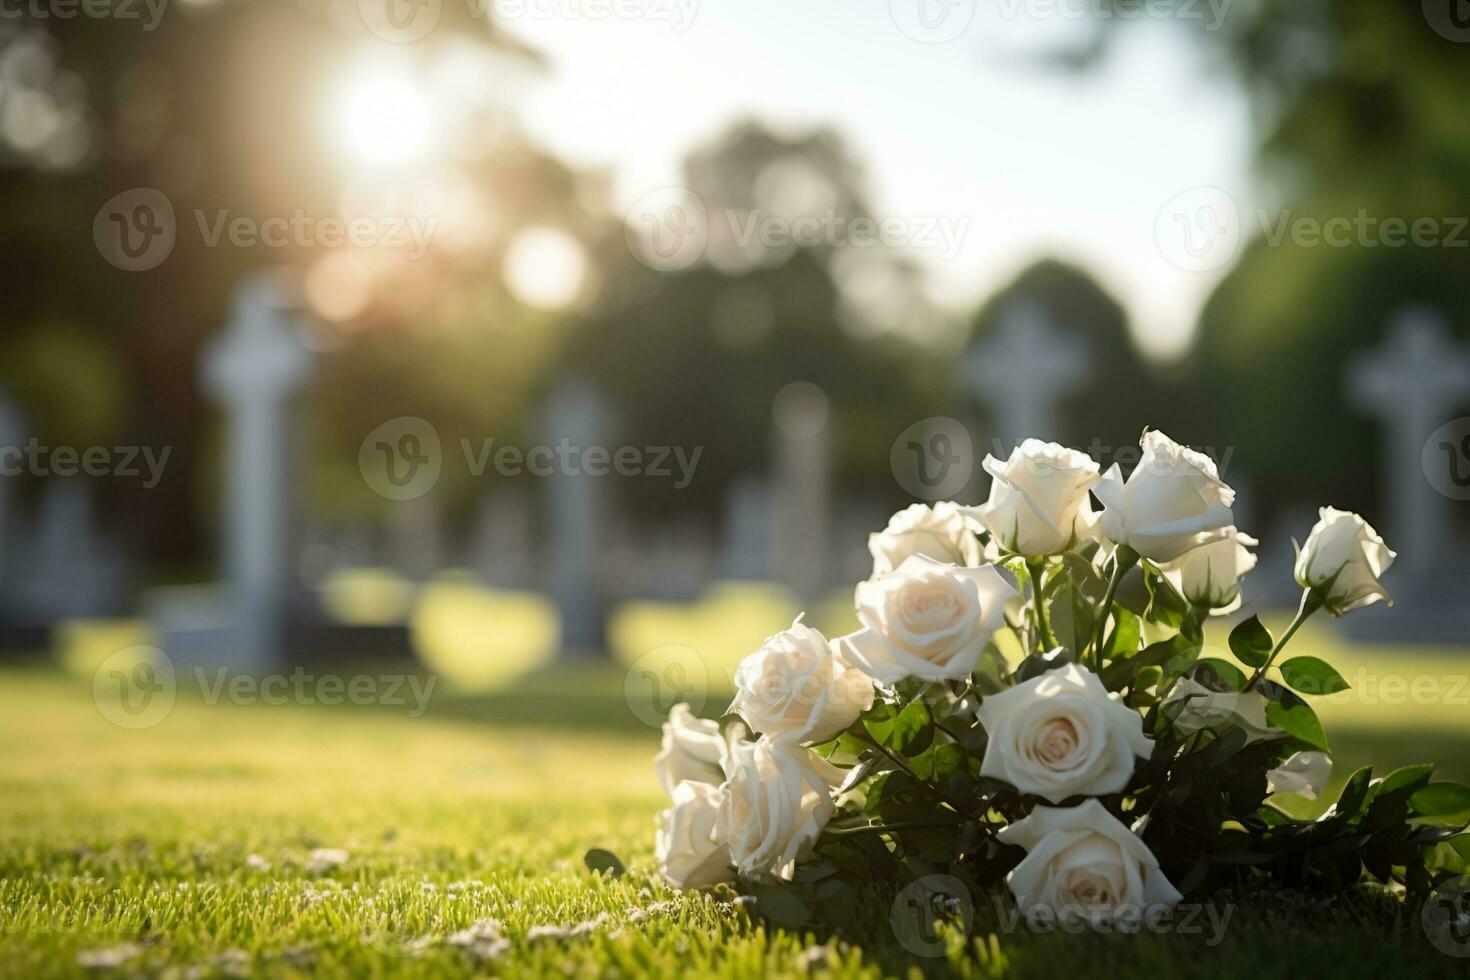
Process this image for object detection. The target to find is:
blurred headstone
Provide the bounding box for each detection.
[1348,309,1470,578]
[475,486,532,588]
[13,480,125,620]
[961,301,1090,450]
[200,273,312,669]
[771,381,830,603]
[0,389,21,596]
[544,378,606,656]
[386,494,442,581]
[718,476,774,581]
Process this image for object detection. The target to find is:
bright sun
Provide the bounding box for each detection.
[337,72,435,169]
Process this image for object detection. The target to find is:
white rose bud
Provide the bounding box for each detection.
[1094,430,1235,563]
[868,502,983,576]
[978,664,1153,803]
[655,780,735,889]
[839,555,1018,685]
[721,734,843,880]
[654,703,727,797]
[730,618,875,744]
[1294,507,1395,614]
[970,440,1100,557]
[1165,678,1280,744]
[1266,751,1332,800]
[999,799,1183,925]
[1161,529,1258,613]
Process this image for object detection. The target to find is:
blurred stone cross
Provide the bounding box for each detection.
[201,273,313,669]
[961,301,1090,451]
[1348,308,1470,577]
[771,381,830,603]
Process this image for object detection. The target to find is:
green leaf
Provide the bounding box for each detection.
[1278,657,1350,696]
[1194,658,1247,691]
[1376,764,1435,799]
[1411,782,1470,818]
[1103,608,1142,661]
[889,699,934,756]
[749,882,810,929]
[1265,699,1329,751]
[1228,616,1273,669]
[1425,835,1470,874]
[583,848,625,878]
[1332,766,1374,818]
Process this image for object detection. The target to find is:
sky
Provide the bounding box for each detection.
[490,0,1254,360]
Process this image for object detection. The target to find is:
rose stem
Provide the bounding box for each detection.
[1089,545,1139,671]
[1027,558,1059,651]
[1242,588,1323,691]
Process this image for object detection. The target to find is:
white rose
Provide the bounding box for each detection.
[970,440,1100,557]
[1294,507,1395,614]
[868,502,983,575]
[1093,430,1235,563]
[1266,751,1331,800]
[721,734,843,880]
[1165,678,1280,743]
[838,555,1018,685]
[999,798,1183,924]
[1161,528,1258,613]
[730,619,874,744]
[654,703,726,796]
[978,664,1153,803]
[655,779,735,889]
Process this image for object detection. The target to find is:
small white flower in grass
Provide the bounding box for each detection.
[969,439,1101,558]
[998,798,1182,925]
[868,501,984,574]
[305,848,349,874]
[839,554,1017,685]
[721,732,843,881]
[1093,430,1235,563]
[730,617,874,745]
[977,663,1153,803]
[446,919,509,961]
[654,703,726,797]
[77,944,143,970]
[245,853,271,871]
[1267,751,1332,800]
[1294,507,1396,614]
[1161,528,1258,613]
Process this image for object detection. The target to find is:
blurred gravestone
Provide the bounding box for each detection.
[386,494,442,582]
[961,301,1090,451]
[13,480,125,621]
[0,389,21,601]
[197,274,313,669]
[718,476,774,581]
[475,487,532,588]
[771,382,830,603]
[544,378,606,656]
[1345,309,1470,641]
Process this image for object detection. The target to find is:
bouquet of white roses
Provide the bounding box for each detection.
[641,431,1470,938]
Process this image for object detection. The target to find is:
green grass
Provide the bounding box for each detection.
[3,620,1470,978]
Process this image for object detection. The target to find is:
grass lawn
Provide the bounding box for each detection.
[2,618,1469,978]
